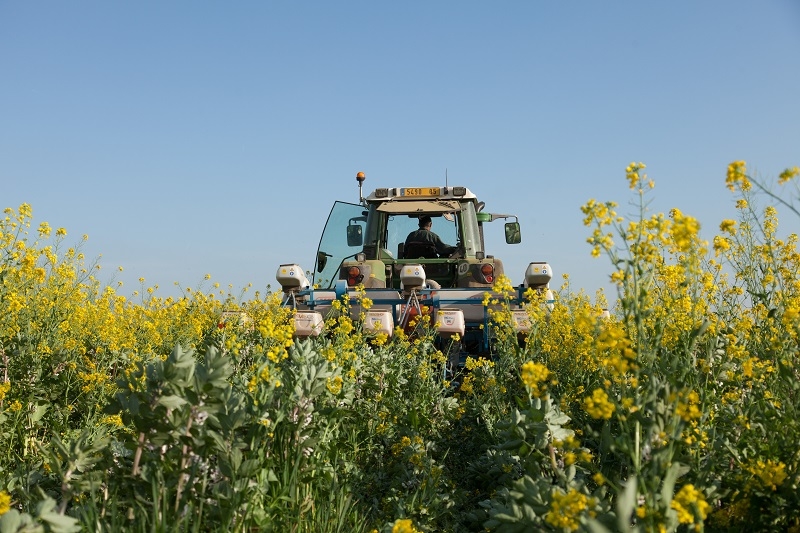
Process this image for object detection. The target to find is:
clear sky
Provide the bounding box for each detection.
[2,2,799,301]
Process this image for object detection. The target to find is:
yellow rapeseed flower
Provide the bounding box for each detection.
[583,389,615,419]
[669,208,700,252]
[671,484,710,525]
[746,459,787,491]
[101,414,125,428]
[625,162,647,190]
[726,160,750,192]
[38,221,52,237]
[326,376,343,395]
[0,490,11,516]
[545,488,596,531]
[676,390,702,422]
[719,219,736,234]
[521,361,550,398]
[713,235,731,255]
[391,518,419,533]
[778,166,799,184]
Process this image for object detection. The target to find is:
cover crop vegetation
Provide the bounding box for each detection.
[0,161,799,532]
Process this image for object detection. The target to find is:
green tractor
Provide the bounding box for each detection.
[276,172,554,366]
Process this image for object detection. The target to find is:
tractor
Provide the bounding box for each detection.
[276,172,554,370]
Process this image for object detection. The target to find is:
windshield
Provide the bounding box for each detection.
[314,199,468,288]
[385,214,458,258]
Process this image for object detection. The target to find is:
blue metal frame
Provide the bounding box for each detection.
[282,284,553,355]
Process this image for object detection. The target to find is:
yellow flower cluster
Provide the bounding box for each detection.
[544,488,596,531]
[745,458,787,491]
[713,235,731,255]
[583,388,614,420]
[719,219,737,234]
[391,518,420,533]
[580,199,620,257]
[554,435,593,466]
[78,357,112,394]
[669,208,701,253]
[465,356,494,371]
[778,166,799,184]
[390,435,426,467]
[595,323,636,378]
[726,160,750,192]
[0,490,11,516]
[675,390,702,422]
[326,376,343,395]
[520,361,550,398]
[625,161,650,190]
[392,436,413,456]
[492,274,516,299]
[671,484,710,526]
[101,414,125,428]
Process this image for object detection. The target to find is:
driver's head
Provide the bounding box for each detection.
[419,215,432,229]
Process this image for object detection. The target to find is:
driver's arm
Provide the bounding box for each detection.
[432,234,456,256]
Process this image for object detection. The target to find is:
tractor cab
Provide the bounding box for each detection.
[313,175,522,291]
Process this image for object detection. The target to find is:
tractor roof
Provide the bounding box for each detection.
[364,186,478,204]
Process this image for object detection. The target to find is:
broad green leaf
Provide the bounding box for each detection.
[29,402,49,424]
[0,510,24,533]
[157,395,188,409]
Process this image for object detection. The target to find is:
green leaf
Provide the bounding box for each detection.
[230,448,243,472]
[660,461,682,505]
[0,510,25,533]
[617,476,637,533]
[550,426,574,442]
[238,458,261,478]
[586,518,614,533]
[32,497,79,533]
[157,395,188,409]
[38,512,81,533]
[565,464,576,482]
[29,402,49,424]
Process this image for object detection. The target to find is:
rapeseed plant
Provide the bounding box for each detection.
[2,160,800,532]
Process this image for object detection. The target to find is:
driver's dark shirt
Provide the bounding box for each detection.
[404,229,456,257]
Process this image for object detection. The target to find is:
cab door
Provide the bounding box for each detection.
[313,201,367,289]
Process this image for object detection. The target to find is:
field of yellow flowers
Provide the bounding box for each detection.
[1,162,798,532]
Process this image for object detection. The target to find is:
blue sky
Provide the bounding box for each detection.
[2,2,799,301]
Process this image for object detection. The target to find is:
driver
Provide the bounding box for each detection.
[404,215,457,258]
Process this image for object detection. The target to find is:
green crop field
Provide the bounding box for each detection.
[1,162,798,532]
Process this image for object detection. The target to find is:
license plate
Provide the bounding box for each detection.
[402,187,440,197]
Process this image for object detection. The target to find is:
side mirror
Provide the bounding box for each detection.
[346,224,363,247]
[316,251,330,272]
[505,221,521,244]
